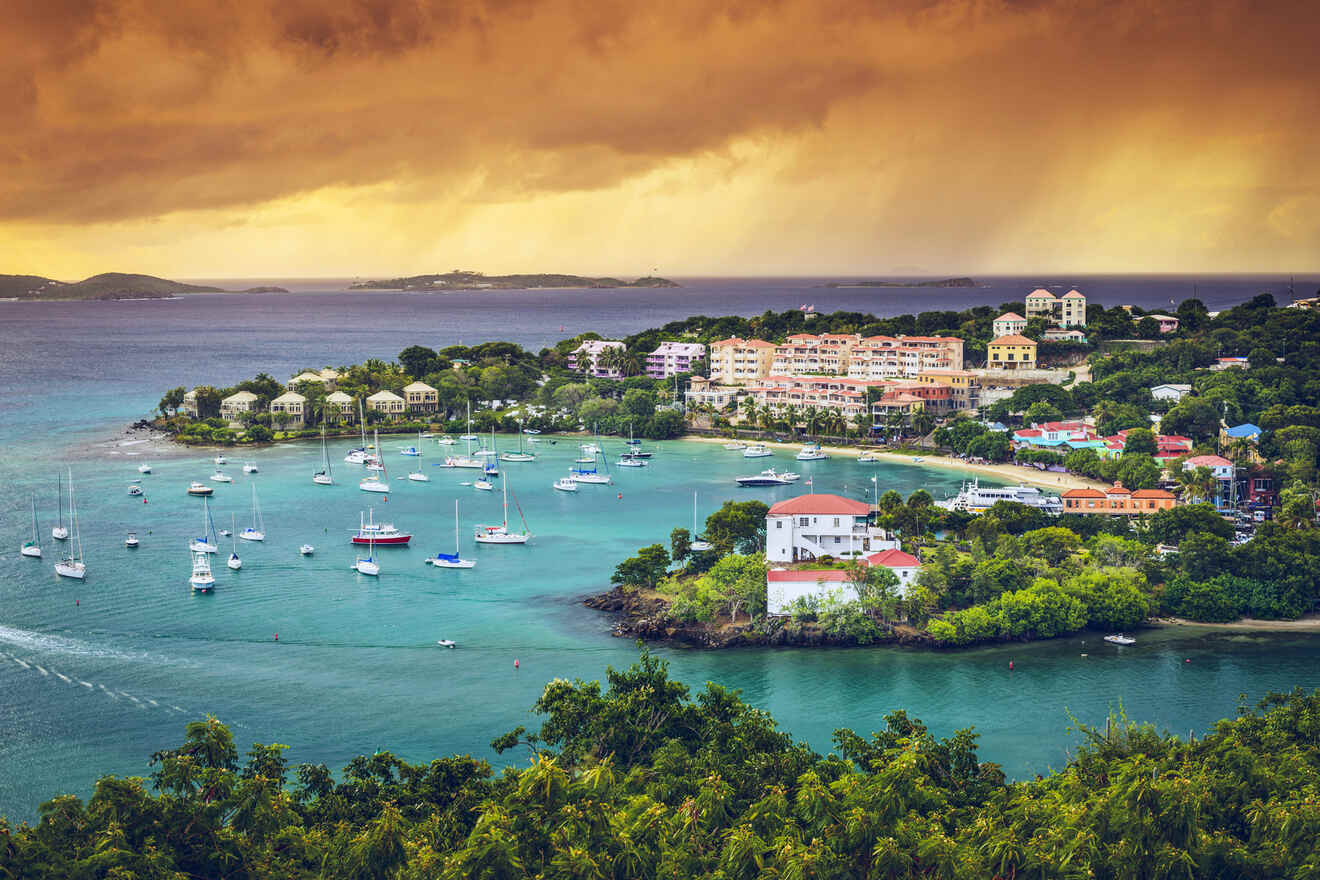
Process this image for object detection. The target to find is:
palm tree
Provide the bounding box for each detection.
[739,395,757,426]
[1177,465,1218,504]
[802,405,820,438]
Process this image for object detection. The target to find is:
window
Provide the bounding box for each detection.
[832,517,840,527]
[776,520,782,529]
[834,536,841,544]
[799,517,809,527]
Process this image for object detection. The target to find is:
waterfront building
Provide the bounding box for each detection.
[747,376,881,418]
[269,391,307,428]
[325,390,356,423]
[1151,383,1192,402]
[181,388,199,417]
[219,390,259,425]
[402,380,440,413]
[1061,483,1177,515]
[765,493,895,563]
[683,375,737,411]
[709,337,777,385]
[992,312,1027,337]
[646,341,706,378]
[366,389,406,419]
[987,334,1038,370]
[567,340,625,378]
[846,335,965,380]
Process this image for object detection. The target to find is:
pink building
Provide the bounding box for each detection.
[747,375,883,417]
[567,340,625,378]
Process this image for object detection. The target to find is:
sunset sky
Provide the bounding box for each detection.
[4,0,1318,278]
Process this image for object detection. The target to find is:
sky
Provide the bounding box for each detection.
[3,0,1318,279]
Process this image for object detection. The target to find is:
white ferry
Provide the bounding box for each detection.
[935,478,1063,515]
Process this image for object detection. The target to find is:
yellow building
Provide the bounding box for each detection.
[987,334,1037,370]
[402,381,439,413]
[366,390,407,419]
[709,337,777,385]
[916,369,979,409]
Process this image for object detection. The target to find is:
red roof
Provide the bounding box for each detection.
[1131,488,1176,499]
[1062,487,1106,498]
[768,494,871,516]
[990,334,1037,345]
[1106,484,1132,495]
[767,569,852,583]
[865,549,921,568]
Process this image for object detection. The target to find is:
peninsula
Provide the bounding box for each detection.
[349,270,679,290]
[823,277,976,288]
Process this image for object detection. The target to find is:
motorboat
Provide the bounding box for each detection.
[189,549,215,591]
[736,468,795,487]
[858,451,883,462]
[22,496,42,558]
[575,455,596,464]
[743,444,773,458]
[779,470,802,481]
[459,433,479,441]
[553,476,579,492]
[128,484,144,496]
[243,462,259,474]
[211,471,232,483]
[912,457,924,462]
[187,482,214,496]
[399,445,422,456]
[723,441,747,450]
[796,443,828,461]
[436,435,456,446]
[237,485,265,541]
[300,544,314,556]
[1104,634,1136,646]
[213,455,227,465]
[351,509,411,545]
[474,477,531,544]
[626,449,653,459]
[138,463,152,474]
[524,428,541,434]
[580,442,601,455]
[936,479,1063,515]
[617,455,647,467]
[429,500,477,568]
[437,639,456,647]
[219,529,231,538]
[125,532,139,548]
[474,479,494,491]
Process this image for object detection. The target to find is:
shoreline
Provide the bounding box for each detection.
[681,435,1107,491]
[1151,615,1320,633]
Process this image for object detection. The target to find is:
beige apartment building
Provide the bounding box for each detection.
[709,337,777,385]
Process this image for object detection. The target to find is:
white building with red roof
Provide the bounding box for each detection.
[766,547,922,614]
[765,493,896,562]
[993,312,1027,337]
[864,548,922,590]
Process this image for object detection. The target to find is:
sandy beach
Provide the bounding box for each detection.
[1152,616,1320,633]
[683,435,1107,491]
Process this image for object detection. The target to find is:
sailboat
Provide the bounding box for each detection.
[690,491,713,551]
[22,495,42,558]
[52,472,69,541]
[314,426,334,484]
[239,484,265,541]
[474,473,531,544]
[500,424,535,462]
[227,514,242,569]
[352,529,379,576]
[360,430,391,492]
[344,402,370,463]
[571,432,613,484]
[429,499,476,568]
[443,401,484,468]
[190,496,219,553]
[189,546,215,591]
[54,468,86,579]
[243,461,259,474]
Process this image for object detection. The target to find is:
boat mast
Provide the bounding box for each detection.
[57,472,64,531]
[31,496,40,546]
[454,499,461,555]
[69,469,82,564]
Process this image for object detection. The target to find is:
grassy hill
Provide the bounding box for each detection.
[0,272,226,300]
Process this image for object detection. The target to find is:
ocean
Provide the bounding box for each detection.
[0,274,1315,819]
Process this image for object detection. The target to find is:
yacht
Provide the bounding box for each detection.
[858,450,883,462]
[300,544,315,556]
[187,482,214,496]
[500,428,536,462]
[617,454,647,468]
[580,442,602,455]
[350,509,411,545]
[22,496,42,558]
[743,444,773,458]
[125,532,139,548]
[570,466,611,484]
[399,433,424,456]
[314,427,334,484]
[408,470,430,482]
[190,496,220,553]
[689,491,713,552]
[736,468,795,487]
[351,530,380,576]
[128,484,144,496]
[189,548,215,592]
[54,469,86,579]
[553,475,579,492]
[138,463,152,474]
[474,479,494,491]
[345,402,371,463]
[796,443,828,461]
[360,432,391,492]
[213,455,227,465]
[211,471,233,483]
[227,514,242,569]
[429,500,477,568]
[935,478,1063,515]
[1104,634,1136,646]
[436,435,456,446]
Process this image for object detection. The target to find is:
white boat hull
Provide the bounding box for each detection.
[300,545,314,555]
[212,474,232,482]
[22,545,42,558]
[429,557,476,568]
[443,458,484,469]
[190,541,218,554]
[500,453,535,462]
[55,561,86,579]
[572,474,612,484]
[408,473,430,482]
[227,556,242,570]
[52,527,69,541]
[474,481,494,491]
[353,560,379,576]
[360,481,390,493]
[554,481,578,492]
[744,449,772,458]
[138,465,152,473]
[190,576,215,591]
[313,474,334,485]
[238,530,265,542]
[475,533,530,544]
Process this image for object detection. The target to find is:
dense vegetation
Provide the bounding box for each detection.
[9,651,1320,879]
[2,272,225,300]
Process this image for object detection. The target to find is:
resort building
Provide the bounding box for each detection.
[325,390,356,423]
[1025,288,1086,328]
[219,390,259,424]
[366,389,406,419]
[770,333,860,375]
[1145,314,1180,334]
[986,335,1037,370]
[181,388,199,417]
[992,312,1027,337]
[567,340,626,378]
[269,391,307,428]
[709,337,777,385]
[765,494,896,563]
[916,369,979,411]
[845,336,965,380]
[402,381,440,413]
[1151,383,1193,402]
[1061,483,1177,515]
[683,375,737,411]
[1101,429,1194,461]
[747,376,881,418]
[318,368,340,383]
[645,341,706,379]
[291,371,328,386]
[1042,328,1087,343]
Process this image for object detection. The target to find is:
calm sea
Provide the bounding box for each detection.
[0,275,1315,818]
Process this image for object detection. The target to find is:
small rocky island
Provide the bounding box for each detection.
[350,271,679,291]
[823,277,976,288]
[0,272,227,301]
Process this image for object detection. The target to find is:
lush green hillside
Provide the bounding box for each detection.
[1,272,225,300]
[4,651,1319,879]
[350,271,679,290]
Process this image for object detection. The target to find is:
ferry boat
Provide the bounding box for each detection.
[935,478,1063,515]
[350,509,412,545]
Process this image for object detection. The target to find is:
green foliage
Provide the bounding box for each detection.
[611,544,671,590]
[703,500,769,555]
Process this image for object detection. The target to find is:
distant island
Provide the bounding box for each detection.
[0,272,225,301]
[241,286,290,293]
[822,277,976,288]
[350,271,680,291]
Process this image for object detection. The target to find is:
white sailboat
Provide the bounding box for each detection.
[314,426,334,485]
[473,479,494,491]
[54,469,86,579]
[52,472,69,541]
[474,474,531,544]
[227,514,242,569]
[408,469,430,482]
[399,431,423,456]
[344,402,371,463]
[690,491,713,551]
[500,425,536,462]
[239,484,265,541]
[352,530,379,576]
[444,402,485,468]
[429,500,476,568]
[190,496,219,553]
[360,430,391,492]
[189,547,215,591]
[22,496,42,558]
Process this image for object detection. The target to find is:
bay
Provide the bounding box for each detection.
[0,274,1315,819]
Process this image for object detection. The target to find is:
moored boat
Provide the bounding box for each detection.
[187,482,214,496]
[736,468,794,487]
[743,444,773,458]
[350,509,411,545]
